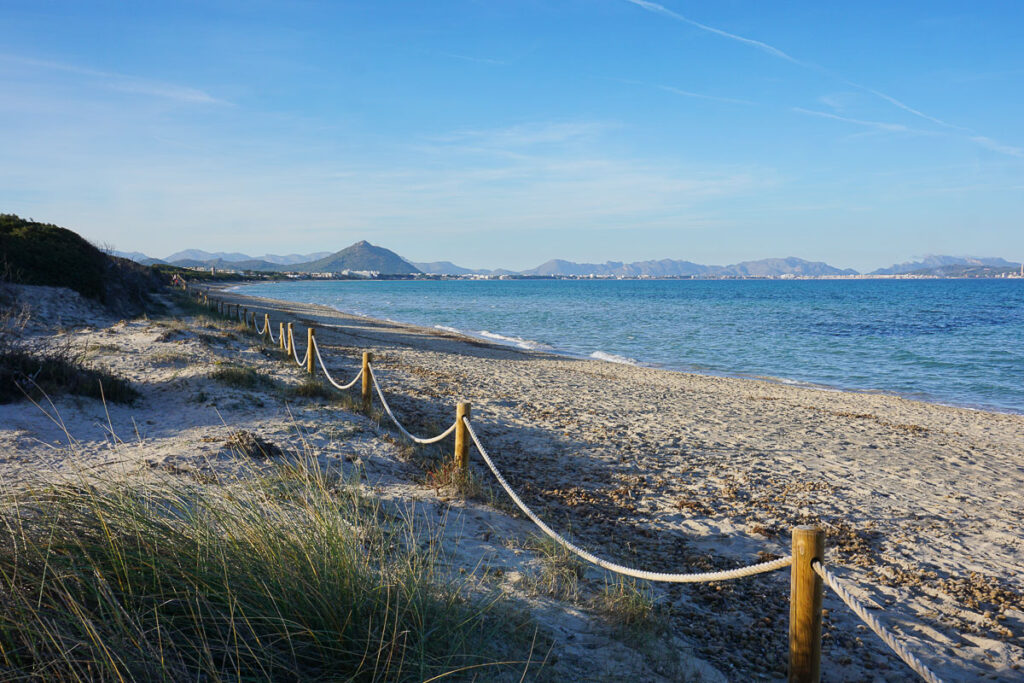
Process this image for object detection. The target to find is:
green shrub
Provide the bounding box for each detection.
[209,362,277,391]
[0,347,138,404]
[0,213,162,313]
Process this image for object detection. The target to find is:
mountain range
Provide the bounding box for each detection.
[115,244,1019,278]
[867,255,1017,275]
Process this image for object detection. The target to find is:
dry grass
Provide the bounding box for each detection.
[0,449,544,680]
[526,534,585,602]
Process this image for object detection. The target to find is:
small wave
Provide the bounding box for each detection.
[433,325,462,335]
[590,350,638,365]
[478,330,552,351]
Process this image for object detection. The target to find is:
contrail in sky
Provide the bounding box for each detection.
[624,0,805,65]
[624,0,1020,157]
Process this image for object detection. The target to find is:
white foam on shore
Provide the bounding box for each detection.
[590,350,638,366]
[433,324,462,335]
[478,330,552,351]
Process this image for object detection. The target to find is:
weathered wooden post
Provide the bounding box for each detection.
[264,313,271,340]
[307,327,315,374]
[286,322,293,356]
[279,322,286,350]
[243,307,248,327]
[789,526,824,683]
[454,402,471,475]
[361,351,372,410]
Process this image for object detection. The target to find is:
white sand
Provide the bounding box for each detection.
[2,282,1021,681]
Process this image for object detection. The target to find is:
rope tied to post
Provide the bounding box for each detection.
[812,561,944,683]
[462,416,793,583]
[368,364,459,444]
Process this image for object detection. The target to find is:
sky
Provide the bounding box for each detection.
[1,0,1022,272]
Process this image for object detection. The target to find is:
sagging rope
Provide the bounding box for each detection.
[368,364,459,445]
[290,332,310,368]
[311,336,363,390]
[462,416,792,583]
[813,561,943,683]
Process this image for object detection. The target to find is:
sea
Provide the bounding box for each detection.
[232,278,1024,415]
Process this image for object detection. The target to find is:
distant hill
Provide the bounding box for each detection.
[164,249,330,266]
[168,257,284,272]
[112,250,155,263]
[521,256,853,277]
[297,241,420,274]
[871,255,1017,275]
[714,257,857,277]
[260,252,331,265]
[411,261,491,276]
[165,249,253,263]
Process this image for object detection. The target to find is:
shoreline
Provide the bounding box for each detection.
[209,281,1024,680]
[224,280,1024,418]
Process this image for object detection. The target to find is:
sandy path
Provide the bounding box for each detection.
[213,283,1024,682]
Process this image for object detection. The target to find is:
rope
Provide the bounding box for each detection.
[311,337,363,390]
[368,364,459,445]
[255,317,267,335]
[462,416,792,583]
[290,331,310,367]
[813,562,943,683]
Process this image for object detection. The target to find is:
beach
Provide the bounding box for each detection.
[3,282,1022,681]
[219,286,1024,681]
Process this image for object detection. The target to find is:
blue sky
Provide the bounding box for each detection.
[1,1,1022,271]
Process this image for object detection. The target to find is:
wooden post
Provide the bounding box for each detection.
[264,313,271,340]
[361,351,372,410]
[286,322,293,356]
[307,327,315,374]
[243,307,248,327]
[279,322,285,350]
[789,526,824,683]
[454,402,471,474]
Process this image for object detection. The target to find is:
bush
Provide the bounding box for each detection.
[209,363,277,391]
[0,214,162,314]
[0,346,139,404]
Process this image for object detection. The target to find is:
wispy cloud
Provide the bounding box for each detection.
[969,136,1024,158]
[433,121,614,148]
[792,107,923,134]
[655,84,754,106]
[622,2,1024,159]
[437,51,507,66]
[624,0,804,65]
[613,77,754,106]
[851,84,970,133]
[0,54,227,105]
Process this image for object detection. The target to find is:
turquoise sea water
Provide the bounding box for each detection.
[234,279,1024,414]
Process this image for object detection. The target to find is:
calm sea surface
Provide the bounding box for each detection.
[233,279,1024,414]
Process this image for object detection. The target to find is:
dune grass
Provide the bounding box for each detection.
[0,346,139,405]
[209,362,279,391]
[0,453,542,680]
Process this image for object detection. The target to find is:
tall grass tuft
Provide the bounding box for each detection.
[0,454,539,680]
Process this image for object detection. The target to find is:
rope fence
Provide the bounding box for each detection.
[813,561,942,683]
[185,284,951,683]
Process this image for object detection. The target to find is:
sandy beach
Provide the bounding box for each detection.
[3,282,1022,681]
